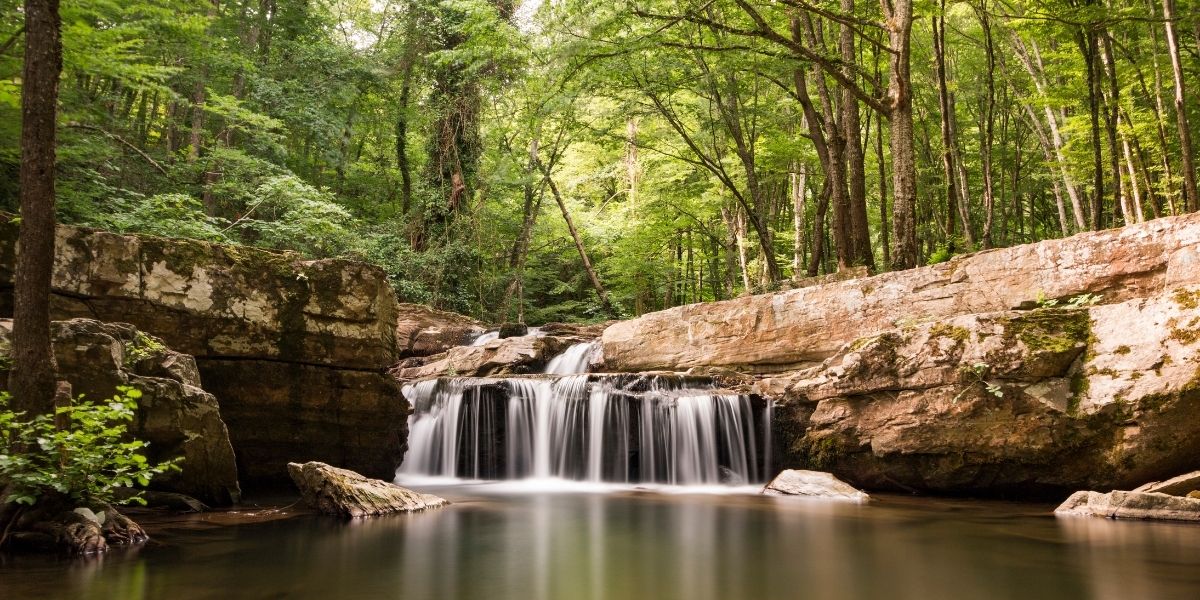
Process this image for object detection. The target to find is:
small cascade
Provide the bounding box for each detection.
[470,331,500,346]
[544,341,598,375]
[399,374,769,486]
[470,327,544,347]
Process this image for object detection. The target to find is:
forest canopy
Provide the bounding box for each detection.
[0,0,1196,323]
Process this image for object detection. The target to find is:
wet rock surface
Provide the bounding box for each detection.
[762,470,870,503]
[288,461,447,518]
[1055,490,1200,522]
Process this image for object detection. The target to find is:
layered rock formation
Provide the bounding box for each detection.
[0,319,240,505]
[602,214,1200,496]
[392,331,584,380]
[395,303,485,358]
[0,217,406,487]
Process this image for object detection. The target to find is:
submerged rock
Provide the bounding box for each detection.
[1055,490,1200,522]
[288,461,447,518]
[1133,471,1200,497]
[762,470,870,503]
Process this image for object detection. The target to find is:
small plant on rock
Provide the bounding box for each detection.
[954,362,1004,403]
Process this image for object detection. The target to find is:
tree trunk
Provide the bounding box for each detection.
[1162,0,1198,211]
[884,0,918,269]
[791,164,807,279]
[976,1,997,248]
[10,0,62,415]
[933,5,964,250]
[1079,28,1105,229]
[539,163,617,318]
[1010,35,1088,230]
[840,0,873,268]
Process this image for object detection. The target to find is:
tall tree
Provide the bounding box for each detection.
[9,0,62,415]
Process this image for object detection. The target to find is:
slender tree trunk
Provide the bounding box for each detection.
[1078,28,1105,229]
[883,0,918,269]
[791,164,808,279]
[1010,35,1088,230]
[876,109,890,266]
[10,0,62,415]
[1100,27,1123,223]
[976,1,997,247]
[840,0,872,268]
[1163,0,1198,211]
[539,163,617,317]
[188,79,205,164]
[934,6,963,249]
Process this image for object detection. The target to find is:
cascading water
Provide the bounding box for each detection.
[399,373,770,486]
[544,341,598,375]
[471,331,500,346]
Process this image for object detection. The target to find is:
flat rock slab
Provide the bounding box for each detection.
[1055,490,1200,522]
[1133,471,1200,497]
[762,469,870,503]
[288,461,447,518]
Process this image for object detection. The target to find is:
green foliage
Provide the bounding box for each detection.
[107,194,231,242]
[240,175,355,257]
[0,387,181,508]
[123,332,167,367]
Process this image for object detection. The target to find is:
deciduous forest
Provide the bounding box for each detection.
[1,0,1197,322]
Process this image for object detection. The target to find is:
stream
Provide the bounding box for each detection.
[3,485,1200,599]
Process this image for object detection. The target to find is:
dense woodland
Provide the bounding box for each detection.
[1,0,1198,323]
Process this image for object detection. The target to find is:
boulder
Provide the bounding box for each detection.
[762,470,870,503]
[0,319,240,505]
[395,303,485,358]
[0,218,408,488]
[600,212,1200,372]
[757,285,1200,495]
[287,461,447,518]
[1133,471,1200,497]
[1055,490,1200,522]
[391,334,578,380]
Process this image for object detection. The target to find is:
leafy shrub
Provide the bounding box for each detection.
[106,193,232,242]
[0,387,180,507]
[239,175,355,257]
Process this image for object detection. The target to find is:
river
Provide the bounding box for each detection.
[3,483,1199,599]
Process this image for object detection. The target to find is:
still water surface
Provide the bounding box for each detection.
[3,483,1200,600]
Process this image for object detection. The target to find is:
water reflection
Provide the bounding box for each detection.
[3,490,1200,600]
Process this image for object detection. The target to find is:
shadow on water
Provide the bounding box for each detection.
[3,487,1200,600]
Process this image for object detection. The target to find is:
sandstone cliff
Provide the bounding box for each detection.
[0,217,406,488]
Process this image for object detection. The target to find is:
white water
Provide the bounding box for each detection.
[398,375,768,487]
[544,341,598,375]
[471,331,500,346]
[470,327,544,347]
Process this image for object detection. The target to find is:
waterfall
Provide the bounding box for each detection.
[399,375,768,486]
[471,331,500,346]
[470,327,544,347]
[544,342,598,375]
